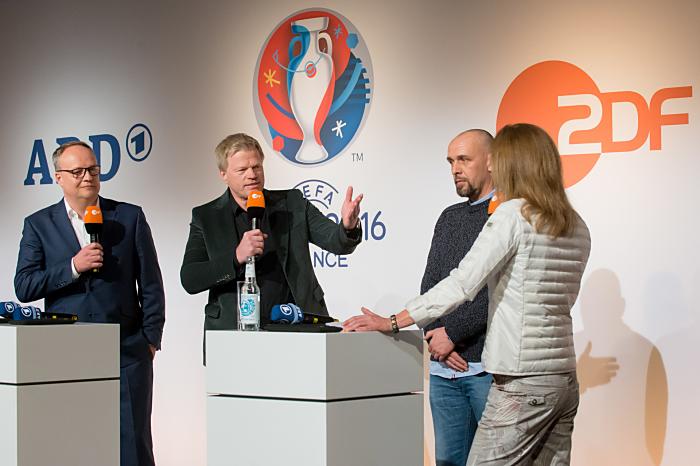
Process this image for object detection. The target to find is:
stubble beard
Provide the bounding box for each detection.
[455,181,476,199]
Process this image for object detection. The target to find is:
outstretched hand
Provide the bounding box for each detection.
[343,307,391,332]
[341,186,363,230]
[577,341,619,394]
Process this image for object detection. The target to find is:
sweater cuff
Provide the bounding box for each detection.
[443,325,461,346]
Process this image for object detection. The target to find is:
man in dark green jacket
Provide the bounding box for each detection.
[180,133,363,338]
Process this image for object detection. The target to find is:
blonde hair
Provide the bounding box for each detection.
[214,133,264,171]
[492,123,576,238]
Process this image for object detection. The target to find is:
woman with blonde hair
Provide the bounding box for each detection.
[344,123,591,465]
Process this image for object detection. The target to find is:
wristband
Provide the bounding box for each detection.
[390,314,399,334]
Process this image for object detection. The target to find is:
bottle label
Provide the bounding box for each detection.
[239,293,259,322]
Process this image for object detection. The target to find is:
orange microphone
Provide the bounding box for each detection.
[487,192,503,215]
[84,206,103,272]
[246,190,265,229]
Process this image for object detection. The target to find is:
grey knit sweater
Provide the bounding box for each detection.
[421,199,489,363]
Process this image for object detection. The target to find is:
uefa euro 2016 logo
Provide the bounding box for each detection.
[254,9,373,166]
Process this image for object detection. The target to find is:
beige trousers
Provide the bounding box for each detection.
[467,372,579,466]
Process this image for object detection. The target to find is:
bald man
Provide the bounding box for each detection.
[422,129,494,466]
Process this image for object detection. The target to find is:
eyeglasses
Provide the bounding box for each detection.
[56,165,101,178]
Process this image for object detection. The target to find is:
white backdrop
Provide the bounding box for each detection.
[1,1,698,465]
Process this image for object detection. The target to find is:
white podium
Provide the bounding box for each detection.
[206,330,424,466]
[0,323,120,466]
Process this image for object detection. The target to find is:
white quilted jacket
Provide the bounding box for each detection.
[407,198,591,375]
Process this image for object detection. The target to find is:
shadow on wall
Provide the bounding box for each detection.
[652,271,699,466]
[572,269,667,466]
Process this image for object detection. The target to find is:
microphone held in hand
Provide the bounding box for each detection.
[84,205,103,272]
[246,190,265,230]
[270,303,337,325]
[84,205,103,243]
[240,191,265,331]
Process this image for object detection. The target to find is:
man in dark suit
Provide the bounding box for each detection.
[180,133,362,338]
[14,140,165,466]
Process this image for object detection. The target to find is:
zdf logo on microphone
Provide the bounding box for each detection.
[497,60,692,188]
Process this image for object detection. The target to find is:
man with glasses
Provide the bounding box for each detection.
[14,140,165,466]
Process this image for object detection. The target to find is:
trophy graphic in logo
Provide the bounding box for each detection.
[254,9,373,166]
[288,17,335,163]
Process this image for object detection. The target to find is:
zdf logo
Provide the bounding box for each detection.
[497,60,692,187]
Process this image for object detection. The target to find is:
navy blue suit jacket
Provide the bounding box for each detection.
[14,197,165,365]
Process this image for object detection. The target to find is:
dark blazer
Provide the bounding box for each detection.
[14,197,166,361]
[180,189,361,332]
[14,196,166,466]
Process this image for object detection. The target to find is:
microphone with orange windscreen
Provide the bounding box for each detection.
[84,205,103,272]
[246,190,265,230]
[487,192,503,215]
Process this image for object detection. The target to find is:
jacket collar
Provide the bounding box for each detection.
[49,196,117,252]
[49,198,81,253]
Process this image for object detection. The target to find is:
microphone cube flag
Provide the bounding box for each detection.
[1,301,12,318]
[1,301,42,320]
[274,303,304,324]
[84,205,103,235]
[246,190,265,222]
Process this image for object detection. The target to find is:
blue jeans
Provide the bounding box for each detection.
[430,372,493,466]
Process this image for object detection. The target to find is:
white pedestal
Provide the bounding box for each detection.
[206,330,424,466]
[0,323,120,466]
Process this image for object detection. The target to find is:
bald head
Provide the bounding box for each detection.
[446,129,494,200]
[450,129,493,151]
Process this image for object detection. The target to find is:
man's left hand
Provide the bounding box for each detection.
[149,344,157,360]
[341,186,363,230]
[444,351,469,372]
[425,327,455,361]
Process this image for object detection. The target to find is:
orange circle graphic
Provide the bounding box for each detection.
[497,60,603,188]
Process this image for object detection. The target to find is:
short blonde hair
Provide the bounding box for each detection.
[215,133,264,171]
